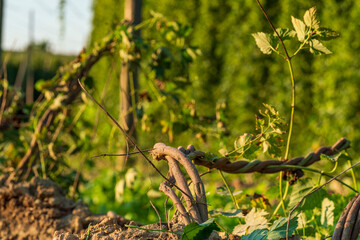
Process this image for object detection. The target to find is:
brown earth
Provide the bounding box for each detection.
[0,176,185,240]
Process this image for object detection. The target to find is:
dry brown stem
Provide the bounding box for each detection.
[332,193,360,240]
[152,143,208,223]
[159,181,191,225]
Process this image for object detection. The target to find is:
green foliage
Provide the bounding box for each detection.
[267,216,298,239]
[288,178,327,210]
[232,208,269,236]
[228,104,286,159]
[182,218,219,240]
[253,6,339,56]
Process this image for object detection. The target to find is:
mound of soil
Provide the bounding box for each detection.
[0,176,184,240]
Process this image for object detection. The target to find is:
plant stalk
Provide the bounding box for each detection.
[218,170,240,209]
[284,59,295,160]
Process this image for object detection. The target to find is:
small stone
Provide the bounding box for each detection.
[107,211,118,219]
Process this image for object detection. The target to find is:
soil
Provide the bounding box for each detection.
[0,176,186,240]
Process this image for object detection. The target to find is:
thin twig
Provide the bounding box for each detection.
[150,200,163,238]
[125,224,181,235]
[164,196,171,233]
[91,149,154,158]
[255,0,290,60]
[77,79,192,199]
[286,160,360,240]
[72,61,116,199]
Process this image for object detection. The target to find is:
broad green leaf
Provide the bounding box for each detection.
[267,216,298,240]
[304,7,320,29]
[321,198,334,227]
[241,229,268,240]
[309,39,332,55]
[288,178,327,210]
[316,27,340,41]
[252,32,274,55]
[242,145,261,160]
[291,16,306,42]
[182,218,219,240]
[232,208,269,236]
[275,28,296,41]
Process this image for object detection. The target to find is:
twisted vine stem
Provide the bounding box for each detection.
[332,193,360,239]
[152,143,208,224]
[179,137,349,174]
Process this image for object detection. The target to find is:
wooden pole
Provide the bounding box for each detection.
[120,0,141,134]
[25,10,34,104]
[119,0,141,169]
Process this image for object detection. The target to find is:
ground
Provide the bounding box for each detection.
[0,176,186,240]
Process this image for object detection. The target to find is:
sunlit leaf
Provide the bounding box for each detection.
[291,16,306,42]
[309,39,332,55]
[252,32,275,54]
[297,212,307,229]
[304,7,320,29]
[263,103,278,116]
[233,208,269,236]
[262,141,270,153]
[234,133,253,150]
[321,198,334,227]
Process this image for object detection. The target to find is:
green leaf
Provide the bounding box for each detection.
[309,39,332,55]
[263,103,278,116]
[275,28,296,41]
[304,7,320,29]
[234,133,253,150]
[243,145,261,160]
[288,178,327,210]
[241,229,268,240]
[291,16,306,42]
[316,27,340,41]
[337,152,352,161]
[320,154,337,163]
[321,198,335,227]
[182,218,220,240]
[267,216,298,239]
[232,208,269,236]
[252,32,274,55]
